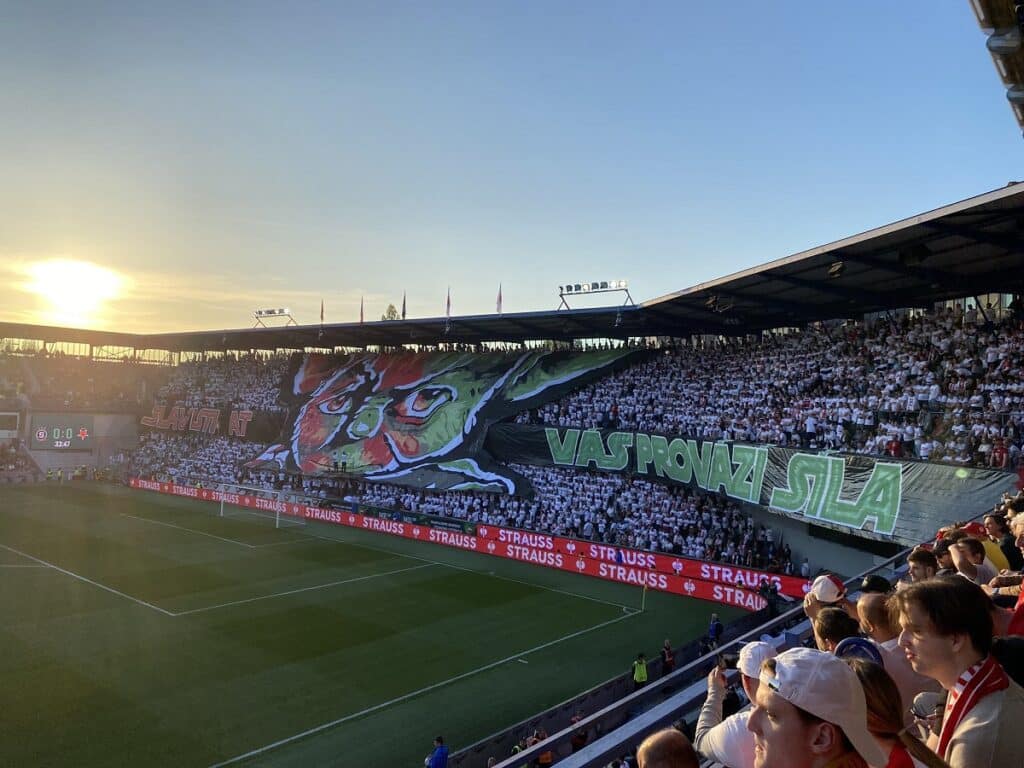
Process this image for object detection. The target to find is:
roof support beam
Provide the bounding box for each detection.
[767,273,877,304]
[919,219,1024,253]
[836,250,961,287]
[712,287,813,316]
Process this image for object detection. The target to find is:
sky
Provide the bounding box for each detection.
[0,1,1019,333]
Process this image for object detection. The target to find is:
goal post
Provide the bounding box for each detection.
[198,480,307,530]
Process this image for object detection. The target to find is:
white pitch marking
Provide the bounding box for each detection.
[173,563,435,616]
[516,658,529,665]
[207,608,640,768]
[250,538,322,548]
[0,543,175,617]
[286,526,635,612]
[121,513,256,548]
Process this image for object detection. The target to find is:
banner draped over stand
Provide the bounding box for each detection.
[486,425,1018,546]
[247,349,643,493]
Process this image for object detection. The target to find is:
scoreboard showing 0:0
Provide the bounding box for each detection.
[29,414,95,451]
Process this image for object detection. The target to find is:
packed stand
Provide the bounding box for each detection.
[0,438,40,483]
[23,353,168,412]
[242,463,797,574]
[154,354,289,412]
[129,432,270,485]
[522,306,1024,469]
[0,355,29,409]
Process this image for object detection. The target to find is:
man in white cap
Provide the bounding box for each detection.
[694,641,777,768]
[746,647,887,768]
[802,573,857,622]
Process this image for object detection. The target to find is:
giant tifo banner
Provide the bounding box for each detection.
[485,425,1019,546]
[247,349,642,494]
[128,478,809,611]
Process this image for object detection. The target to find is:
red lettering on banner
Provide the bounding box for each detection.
[141,407,256,436]
[229,410,253,437]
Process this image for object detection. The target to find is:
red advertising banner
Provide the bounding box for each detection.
[128,479,807,611]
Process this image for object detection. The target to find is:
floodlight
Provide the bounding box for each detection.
[582,284,591,292]
[828,261,845,279]
[600,281,608,289]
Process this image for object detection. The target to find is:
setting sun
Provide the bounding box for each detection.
[22,258,125,328]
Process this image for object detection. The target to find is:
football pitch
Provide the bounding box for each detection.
[0,484,741,767]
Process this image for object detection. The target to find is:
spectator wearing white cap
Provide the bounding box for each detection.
[803,573,857,622]
[746,647,888,768]
[694,641,777,768]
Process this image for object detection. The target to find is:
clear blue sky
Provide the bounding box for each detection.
[0,1,1017,331]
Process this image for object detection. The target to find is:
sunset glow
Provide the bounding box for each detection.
[22,259,125,327]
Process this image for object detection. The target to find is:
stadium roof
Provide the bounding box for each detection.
[2,184,1023,352]
[971,0,1024,135]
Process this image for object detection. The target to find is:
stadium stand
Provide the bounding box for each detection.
[153,353,289,412]
[20,353,167,412]
[522,307,1024,468]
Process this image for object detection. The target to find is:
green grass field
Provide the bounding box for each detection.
[0,483,742,767]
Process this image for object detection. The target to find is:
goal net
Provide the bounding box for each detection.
[204,482,308,530]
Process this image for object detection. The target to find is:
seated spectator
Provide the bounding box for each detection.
[906,548,938,583]
[859,574,892,595]
[949,537,998,585]
[893,578,1024,766]
[746,647,887,768]
[984,513,1023,571]
[811,608,861,653]
[636,728,699,768]
[931,540,957,577]
[694,641,776,767]
[803,573,857,621]
[857,592,941,726]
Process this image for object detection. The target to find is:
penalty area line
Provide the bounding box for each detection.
[279,526,637,613]
[0,543,176,617]
[121,513,257,549]
[173,563,436,616]
[207,608,641,767]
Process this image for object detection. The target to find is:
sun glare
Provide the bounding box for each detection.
[23,259,125,328]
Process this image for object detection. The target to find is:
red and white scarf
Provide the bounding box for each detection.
[937,655,1009,757]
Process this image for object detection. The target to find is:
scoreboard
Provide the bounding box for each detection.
[30,414,95,451]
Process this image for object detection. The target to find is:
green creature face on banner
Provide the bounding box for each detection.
[250,348,638,492]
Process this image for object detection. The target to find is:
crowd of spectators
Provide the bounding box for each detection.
[128,432,270,485]
[154,353,289,412]
[16,353,169,412]
[0,438,39,482]
[685,490,1024,768]
[522,306,1024,469]
[0,356,29,408]
[239,461,798,574]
